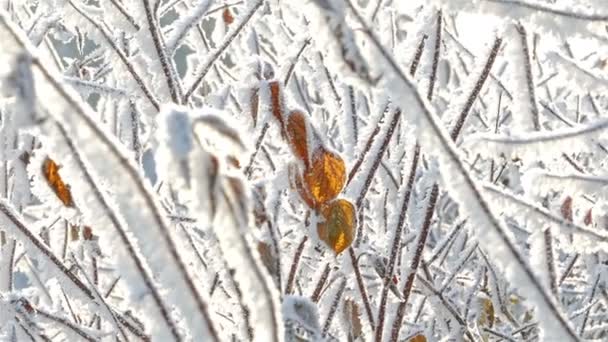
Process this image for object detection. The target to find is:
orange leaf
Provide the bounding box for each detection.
[304,149,346,206]
[317,199,355,254]
[286,110,310,168]
[288,163,315,208]
[42,157,74,207]
[269,81,285,130]
[409,334,427,342]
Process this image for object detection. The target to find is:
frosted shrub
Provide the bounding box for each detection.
[0,0,607,341]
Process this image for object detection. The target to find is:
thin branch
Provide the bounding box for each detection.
[285,236,307,294]
[66,0,160,110]
[516,23,541,131]
[184,0,263,102]
[340,2,579,340]
[141,0,182,103]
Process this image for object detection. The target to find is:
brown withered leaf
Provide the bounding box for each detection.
[223,8,234,25]
[343,298,362,340]
[288,163,315,208]
[561,196,573,222]
[304,149,346,206]
[70,224,79,241]
[317,198,355,254]
[584,208,593,226]
[83,226,93,241]
[42,157,75,207]
[477,297,495,328]
[257,241,277,277]
[286,110,310,168]
[208,155,219,219]
[269,81,285,130]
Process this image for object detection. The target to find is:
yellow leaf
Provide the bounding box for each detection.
[304,149,346,206]
[317,199,355,254]
[42,157,74,207]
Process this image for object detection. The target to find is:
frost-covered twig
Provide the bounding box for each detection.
[52,121,181,340]
[485,0,608,21]
[343,1,581,340]
[141,0,182,103]
[0,200,94,301]
[66,0,160,110]
[184,0,263,102]
[165,0,213,54]
[109,0,140,31]
[515,23,541,131]
[374,25,434,339]
[468,118,608,160]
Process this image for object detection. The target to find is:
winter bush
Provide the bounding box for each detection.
[0,0,608,341]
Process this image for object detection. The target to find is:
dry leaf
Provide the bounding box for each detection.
[477,297,495,328]
[304,149,346,206]
[257,241,278,277]
[561,196,573,222]
[70,224,79,241]
[42,157,74,207]
[409,334,427,342]
[286,110,310,168]
[83,226,93,241]
[317,198,355,254]
[584,208,593,226]
[223,8,234,25]
[288,163,315,208]
[343,298,362,340]
[269,81,285,130]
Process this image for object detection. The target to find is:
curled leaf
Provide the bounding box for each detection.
[83,226,93,241]
[477,297,495,328]
[223,8,234,25]
[317,198,355,254]
[304,149,346,206]
[561,196,573,222]
[584,208,593,226]
[286,110,310,168]
[42,157,74,207]
[269,81,285,130]
[288,163,315,208]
